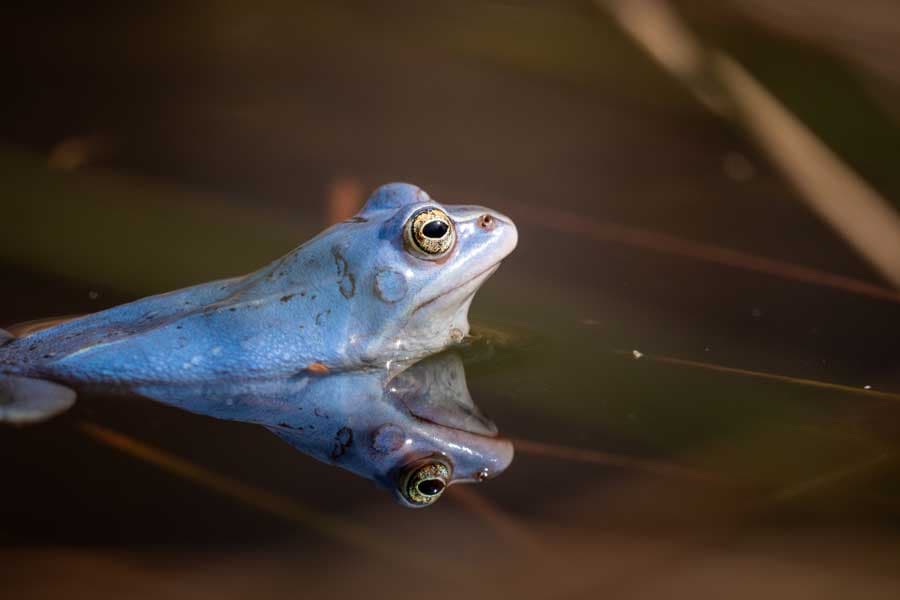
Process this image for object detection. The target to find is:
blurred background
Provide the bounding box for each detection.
[3,1,900,598]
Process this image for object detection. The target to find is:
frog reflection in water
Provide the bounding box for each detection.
[0,183,517,505]
[142,351,513,507]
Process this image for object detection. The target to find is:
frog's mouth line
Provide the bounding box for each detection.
[410,262,501,315]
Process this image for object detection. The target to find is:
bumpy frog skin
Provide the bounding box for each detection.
[0,182,516,400]
[138,351,514,507]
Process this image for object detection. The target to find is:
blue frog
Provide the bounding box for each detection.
[139,351,514,507]
[0,182,518,425]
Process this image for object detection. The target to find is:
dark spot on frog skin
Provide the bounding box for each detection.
[330,426,353,459]
[331,246,356,299]
[345,216,368,223]
[315,309,331,326]
[278,422,304,430]
[341,275,355,299]
[314,407,328,418]
[280,294,295,302]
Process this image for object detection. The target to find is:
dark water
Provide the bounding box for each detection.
[3,3,900,599]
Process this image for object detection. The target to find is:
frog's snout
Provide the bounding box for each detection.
[473,208,518,258]
[488,211,519,257]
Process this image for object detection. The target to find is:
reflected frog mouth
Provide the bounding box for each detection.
[411,262,502,315]
[406,410,500,437]
[399,392,500,436]
[386,350,500,437]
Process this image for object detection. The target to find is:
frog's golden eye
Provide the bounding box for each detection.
[405,208,455,258]
[399,459,451,506]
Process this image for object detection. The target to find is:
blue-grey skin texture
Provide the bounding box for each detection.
[0,183,517,387]
[137,351,513,507]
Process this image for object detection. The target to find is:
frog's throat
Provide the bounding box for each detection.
[410,262,501,316]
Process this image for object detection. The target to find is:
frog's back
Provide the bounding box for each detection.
[0,275,243,380]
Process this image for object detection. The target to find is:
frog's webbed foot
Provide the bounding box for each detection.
[0,375,77,425]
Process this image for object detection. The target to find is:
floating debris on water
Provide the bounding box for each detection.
[632,350,643,359]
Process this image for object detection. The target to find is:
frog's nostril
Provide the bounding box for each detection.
[477,214,495,231]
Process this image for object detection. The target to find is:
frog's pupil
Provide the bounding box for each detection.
[417,478,445,496]
[422,220,448,239]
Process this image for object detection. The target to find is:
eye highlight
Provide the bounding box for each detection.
[399,460,451,506]
[405,208,455,258]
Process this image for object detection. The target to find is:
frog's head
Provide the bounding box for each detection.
[337,352,516,507]
[261,352,513,508]
[377,351,514,508]
[335,183,517,364]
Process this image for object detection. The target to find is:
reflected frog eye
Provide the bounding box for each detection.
[405,208,455,258]
[399,460,451,506]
